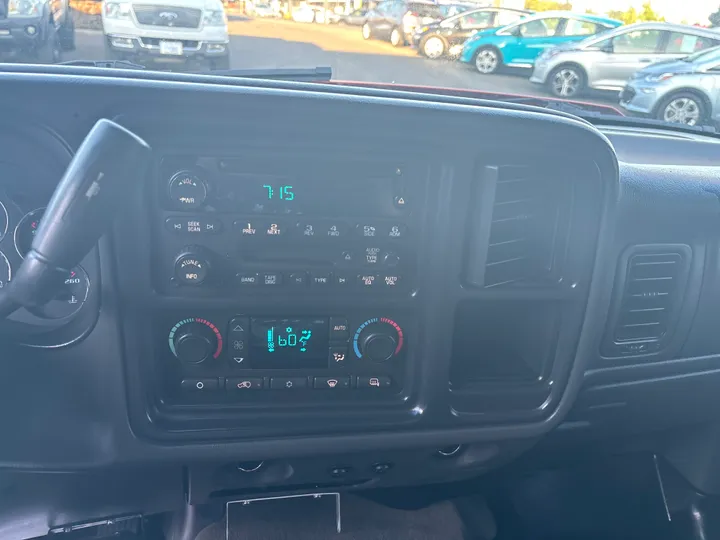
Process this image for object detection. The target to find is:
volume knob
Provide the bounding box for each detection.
[174,246,211,286]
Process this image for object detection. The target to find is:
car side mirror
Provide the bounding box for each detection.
[600,41,613,53]
[511,26,522,37]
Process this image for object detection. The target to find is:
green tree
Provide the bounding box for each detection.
[622,6,638,24]
[524,0,571,11]
[710,5,720,27]
[607,9,624,20]
[638,2,663,22]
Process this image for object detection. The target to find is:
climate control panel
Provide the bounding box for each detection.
[156,311,410,405]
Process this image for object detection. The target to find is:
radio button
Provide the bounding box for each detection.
[228,317,249,338]
[270,377,308,390]
[387,223,407,239]
[314,376,351,389]
[339,251,354,265]
[358,274,378,288]
[334,273,352,287]
[381,274,402,288]
[364,247,381,266]
[236,272,259,286]
[329,318,349,341]
[393,195,408,209]
[262,272,283,286]
[260,219,288,238]
[203,219,222,234]
[356,223,380,238]
[297,220,319,238]
[234,219,260,238]
[310,271,332,286]
[358,376,392,389]
[288,272,308,286]
[226,377,263,391]
[323,221,349,239]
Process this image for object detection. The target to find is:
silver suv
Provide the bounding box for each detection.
[620,45,720,126]
[530,22,720,98]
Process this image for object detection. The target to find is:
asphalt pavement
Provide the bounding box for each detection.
[68,17,618,109]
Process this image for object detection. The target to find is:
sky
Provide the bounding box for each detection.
[569,0,718,24]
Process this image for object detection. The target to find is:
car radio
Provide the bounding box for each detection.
[151,155,422,297]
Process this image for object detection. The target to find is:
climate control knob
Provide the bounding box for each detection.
[174,247,211,286]
[168,171,207,209]
[168,318,223,364]
[360,332,397,363]
[174,330,214,364]
[353,317,405,363]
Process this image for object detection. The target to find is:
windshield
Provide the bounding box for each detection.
[683,43,720,62]
[6,0,720,128]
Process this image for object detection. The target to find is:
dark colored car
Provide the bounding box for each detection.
[362,0,443,47]
[413,6,532,59]
[340,7,368,25]
[0,0,75,63]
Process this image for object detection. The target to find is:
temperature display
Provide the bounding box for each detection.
[250,317,328,368]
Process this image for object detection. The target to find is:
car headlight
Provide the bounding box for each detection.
[8,0,44,17]
[104,1,131,19]
[645,73,675,83]
[541,48,563,61]
[203,9,226,26]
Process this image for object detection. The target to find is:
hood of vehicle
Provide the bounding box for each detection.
[465,27,497,42]
[328,80,624,116]
[637,58,698,77]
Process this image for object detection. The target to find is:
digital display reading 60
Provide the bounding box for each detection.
[267,325,312,353]
[250,317,328,369]
[263,184,294,201]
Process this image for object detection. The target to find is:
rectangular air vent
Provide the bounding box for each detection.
[465,165,570,288]
[602,246,691,357]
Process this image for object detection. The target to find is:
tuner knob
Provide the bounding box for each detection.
[174,246,211,286]
[360,332,397,363]
[168,171,207,209]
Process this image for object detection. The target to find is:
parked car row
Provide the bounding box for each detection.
[359,4,720,126]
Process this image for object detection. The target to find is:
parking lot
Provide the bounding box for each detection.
[67,16,618,109]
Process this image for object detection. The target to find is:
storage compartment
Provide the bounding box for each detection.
[450,300,560,387]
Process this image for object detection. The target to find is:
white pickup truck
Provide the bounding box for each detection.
[101,0,230,70]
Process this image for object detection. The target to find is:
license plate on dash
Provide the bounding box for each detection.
[159,40,183,55]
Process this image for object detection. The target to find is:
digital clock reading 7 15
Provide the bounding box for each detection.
[263,184,294,201]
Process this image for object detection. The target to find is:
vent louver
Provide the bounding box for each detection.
[483,166,565,287]
[603,246,691,357]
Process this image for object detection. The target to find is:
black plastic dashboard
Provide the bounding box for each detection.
[1,69,720,508]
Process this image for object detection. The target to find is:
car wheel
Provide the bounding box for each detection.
[362,22,372,40]
[390,27,404,47]
[36,24,62,64]
[548,65,585,98]
[474,46,500,74]
[58,7,75,51]
[657,92,707,126]
[421,36,446,59]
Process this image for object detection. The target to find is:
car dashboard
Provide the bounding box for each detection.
[1,68,720,537]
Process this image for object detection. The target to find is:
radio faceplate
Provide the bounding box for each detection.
[152,155,422,297]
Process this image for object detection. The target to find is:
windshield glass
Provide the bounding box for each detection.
[5,0,720,128]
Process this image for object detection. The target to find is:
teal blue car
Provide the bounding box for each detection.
[459,11,622,74]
